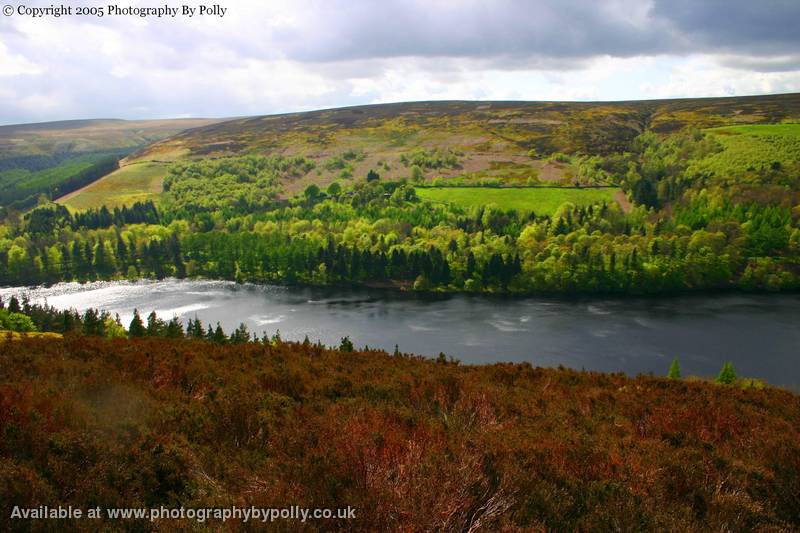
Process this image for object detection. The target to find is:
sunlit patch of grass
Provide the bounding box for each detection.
[59,161,169,210]
[416,186,618,215]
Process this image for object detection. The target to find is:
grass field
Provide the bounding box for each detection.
[58,161,168,210]
[697,123,800,175]
[416,186,619,215]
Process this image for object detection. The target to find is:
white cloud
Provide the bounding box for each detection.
[0,42,41,76]
[640,56,800,99]
[0,0,798,124]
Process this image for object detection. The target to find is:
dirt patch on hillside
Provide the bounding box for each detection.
[614,190,633,213]
[537,161,569,182]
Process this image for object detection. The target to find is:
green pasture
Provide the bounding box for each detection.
[416,186,619,215]
[59,161,168,210]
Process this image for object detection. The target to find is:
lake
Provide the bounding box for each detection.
[2,279,799,388]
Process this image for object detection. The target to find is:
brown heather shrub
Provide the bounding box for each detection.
[0,335,799,532]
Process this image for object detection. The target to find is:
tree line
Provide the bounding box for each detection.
[1,129,798,294]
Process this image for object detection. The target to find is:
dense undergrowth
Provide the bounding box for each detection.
[0,335,798,532]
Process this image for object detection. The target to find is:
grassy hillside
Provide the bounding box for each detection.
[0,118,222,160]
[141,93,800,161]
[59,161,169,211]
[59,93,800,210]
[0,118,222,210]
[0,335,798,531]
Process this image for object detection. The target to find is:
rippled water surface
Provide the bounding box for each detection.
[2,280,799,388]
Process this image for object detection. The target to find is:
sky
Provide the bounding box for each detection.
[1,0,799,125]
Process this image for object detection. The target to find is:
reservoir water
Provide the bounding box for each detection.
[2,279,799,388]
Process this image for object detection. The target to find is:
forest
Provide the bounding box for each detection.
[0,127,797,295]
[0,151,122,211]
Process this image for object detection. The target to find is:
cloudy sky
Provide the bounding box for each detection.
[1,0,799,124]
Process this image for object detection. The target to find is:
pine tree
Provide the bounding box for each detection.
[128,309,146,337]
[667,358,681,379]
[339,336,354,352]
[146,311,165,337]
[715,362,737,385]
[229,323,250,344]
[211,323,227,344]
[165,317,184,338]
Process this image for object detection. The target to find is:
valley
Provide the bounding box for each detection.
[4,2,800,529]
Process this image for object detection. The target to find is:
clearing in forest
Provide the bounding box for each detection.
[58,161,169,210]
[416,186,619,215]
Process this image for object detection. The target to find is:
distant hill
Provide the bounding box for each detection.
[121,93,800,197]
[0,118,223,159]
[0,118,224,211]
[34,93,799,209]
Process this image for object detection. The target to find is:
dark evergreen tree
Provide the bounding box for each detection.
[129,309,146,337]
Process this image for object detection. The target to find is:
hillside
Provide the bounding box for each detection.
[0,118,222,159]
[1,334,798,532]
[0,118,222,210]
[3,93,799,296]
[114,93,800,197]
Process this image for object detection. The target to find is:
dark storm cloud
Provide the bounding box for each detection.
[278,0,800,67]
[280,0,667,63]
[718,55,800,73]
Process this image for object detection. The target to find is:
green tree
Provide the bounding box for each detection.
[146,311,165,337]
[229,322,250,344]
[104,316,128,339]
[7,296,21,314]
[128,309,146,337]
[211,323,227,344]
[0,309,36,332]
[410,165,424,183]
[326,181,342,197]
[715,362,737,385]
[165,317,185,338]
[667,358,681,379]
[339,336,354,352]
[303,184,321,202]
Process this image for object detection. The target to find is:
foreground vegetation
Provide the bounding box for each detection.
[1,332,798,531]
